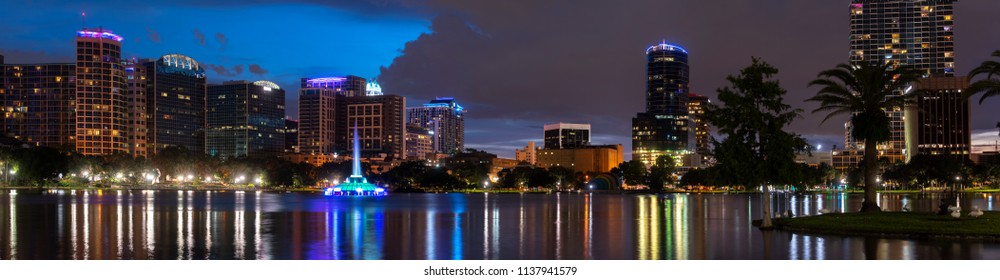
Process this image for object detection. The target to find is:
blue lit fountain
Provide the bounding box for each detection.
[325,122,387,196]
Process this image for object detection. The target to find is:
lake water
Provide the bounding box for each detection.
[1,189,999,260]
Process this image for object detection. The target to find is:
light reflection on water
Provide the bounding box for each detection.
[1,190,1000,260]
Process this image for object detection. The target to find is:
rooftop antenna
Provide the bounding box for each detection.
[81,11,86,29]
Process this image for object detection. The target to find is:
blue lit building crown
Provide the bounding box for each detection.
[646,41,688,54]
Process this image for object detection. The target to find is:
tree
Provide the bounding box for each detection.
[451,160,490,188]
[613,160,648,188]
[266,159,316,188]
[704,58,807,228]
[648,155,675,192]
[548,166,576,190]
[967,50,1000,104]
[526,167,557,189]
[420,166,462,190]
[974,156,1000,189]
[382,161,429,189]
[968,50,1000,139]
[806,61,922,212]
[679,168,713,189]
[12,147,70,186]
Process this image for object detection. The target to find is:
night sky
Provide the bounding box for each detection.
[2,0,999,158]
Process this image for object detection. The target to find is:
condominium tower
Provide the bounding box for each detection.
[406,97,465,154]
[75,28,129,155]
[632,42,691,166]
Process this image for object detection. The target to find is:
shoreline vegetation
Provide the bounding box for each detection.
[756,212,1000,241]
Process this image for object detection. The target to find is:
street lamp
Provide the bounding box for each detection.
[955,176,962,193]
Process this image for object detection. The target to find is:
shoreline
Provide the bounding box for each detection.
[757,212,1000,241]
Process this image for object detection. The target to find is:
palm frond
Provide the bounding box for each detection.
[967,78,1000,104]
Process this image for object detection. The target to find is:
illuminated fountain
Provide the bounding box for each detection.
[325,121,387,196]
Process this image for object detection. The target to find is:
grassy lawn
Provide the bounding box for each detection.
[771,212,1000,239]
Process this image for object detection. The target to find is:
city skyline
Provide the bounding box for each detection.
[2,1,1000,158]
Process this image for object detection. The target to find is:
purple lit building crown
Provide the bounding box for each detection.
[77,29,123,42]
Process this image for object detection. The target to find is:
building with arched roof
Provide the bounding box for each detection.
[142,54,207,155]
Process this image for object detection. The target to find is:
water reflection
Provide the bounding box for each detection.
[2,190,1000,259]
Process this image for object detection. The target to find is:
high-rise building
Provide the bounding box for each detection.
[0,62,76,149]
[687,93,711,166]
[75,28,129,155]
[124,59,148,158]
[297,76,368,156]
[282,118,298,154]
[405,123,433,160]
[298,77,342,156]
[905,76,970,159]
[515,141,538,165]
[406,97,465,154]
[337,94,406,160]
[632,42,690,166]
[206,80,286,158]
[850,0,956,76]
[142,54,207,155]
[837,0,961,166]
[543,123,590,149]
[297,76,404,160]
[340,75,367,97]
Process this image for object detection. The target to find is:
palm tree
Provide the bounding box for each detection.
[967,50,1000,105]
[806,62,922,212]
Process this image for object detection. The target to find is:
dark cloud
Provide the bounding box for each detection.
[207,64,233,76]
[378,0,1000,158]
[248,64,268,75]
[207,64,244,77]
[146,27,161,44]
[193,29,206,46]
[215,32,227,51]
